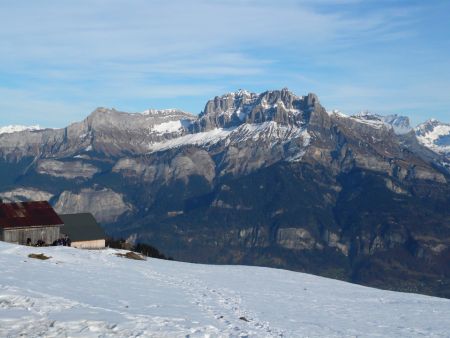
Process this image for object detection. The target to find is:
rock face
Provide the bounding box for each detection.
[0,89,449,298]
[350,112,412,135]
[277,228,317,250]
[191,89,316,132]
[0,108,196,159]
[36,160,99,179]
[53,188,132,223]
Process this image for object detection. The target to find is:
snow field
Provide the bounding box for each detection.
[0,242,449,337]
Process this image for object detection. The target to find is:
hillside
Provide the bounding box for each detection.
[0,241,449,337]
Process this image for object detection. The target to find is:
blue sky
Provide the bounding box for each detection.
[0,0,449,127]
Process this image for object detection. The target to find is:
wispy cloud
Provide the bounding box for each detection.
[0,0,449,126]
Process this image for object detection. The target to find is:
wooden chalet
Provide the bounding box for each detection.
[0,200,63,245]
[0,199,106,249]
[59,213,106,249]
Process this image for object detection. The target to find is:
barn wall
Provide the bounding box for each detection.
[71,239,105,249]
[2,226,61,245]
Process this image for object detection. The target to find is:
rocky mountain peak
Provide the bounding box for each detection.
[82,107,194,132]
[84,107,125,129]
[416,118,443,134]
[306,92,319,107]
[380,114,412,134]
[141,108,193,118]
[192,88,320,132]
[415,119,450,155]
[350,112,412,135]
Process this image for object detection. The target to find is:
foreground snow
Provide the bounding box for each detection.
[0,242,449,337]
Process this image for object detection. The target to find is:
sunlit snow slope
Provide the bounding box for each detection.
[0,242,449,337]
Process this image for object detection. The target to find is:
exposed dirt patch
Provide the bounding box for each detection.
[116,251,146,261]
[28,253,51,260]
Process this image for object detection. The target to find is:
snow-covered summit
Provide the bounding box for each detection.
[0,124,42,135]
[192,88,316,132]
[141,108,191,117]
[328,110,449,158]
[84,107,195,136]
[415,119,450,155]
[226,89,253,98]
[1,241,449,337]
[327,109,348,118]
[350,112,412,134]
[380,114,412,134]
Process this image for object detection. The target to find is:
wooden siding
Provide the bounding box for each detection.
[71,239,105,249]
[1,226,61,245]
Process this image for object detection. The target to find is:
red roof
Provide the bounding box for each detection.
[0,201,63,229]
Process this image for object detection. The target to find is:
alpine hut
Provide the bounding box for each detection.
[59,213,106,249]
[0,200,63,245]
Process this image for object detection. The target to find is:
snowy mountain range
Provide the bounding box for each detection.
[329,109,450,151]
[1,241,449,337]
[348,111,413,135]
[0,124,41,134]
[1,89,448,161]
[0,88,449,298]
[2,110,447,160]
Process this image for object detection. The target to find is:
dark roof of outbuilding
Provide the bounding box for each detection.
[59,213,105,241]
[0,201,63,229]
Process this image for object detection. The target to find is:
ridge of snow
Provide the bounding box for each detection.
[416,118,444,132]
[224,89,254,98]
[330,111,412,134]
[233,89,252,97]
[380,115,412,135]
[327,109,348,118]
[148,122,309,153]
[142,108,186,116]
[0,125,42,135]
[229,121,307,144]
[333,112,386,130]
[352,112,390,129]
[1,241,449,337]
[149,127,233,152]
[151,120,184,134]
